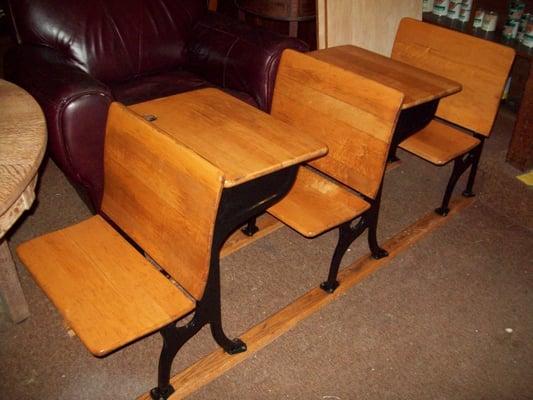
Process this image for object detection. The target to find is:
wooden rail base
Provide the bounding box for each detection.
[138,196,475,400]
[386,159,403,172]
[220,213,283,258]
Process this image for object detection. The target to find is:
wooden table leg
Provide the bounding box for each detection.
[0,238,30,323]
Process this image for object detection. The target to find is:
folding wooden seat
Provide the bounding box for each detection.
[17,103,246,399]
[391,18,515,216]
[269,50,404,292]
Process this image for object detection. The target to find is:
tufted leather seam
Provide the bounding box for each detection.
[5,1,21,44]
[193,20,285,111]
[222,37,240,88]
[180,1,193,24]
[138,1,144,75]
[100,0,136,77]
[159,0,174,23]
[192,21,256,89]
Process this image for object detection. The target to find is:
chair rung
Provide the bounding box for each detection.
[269,167,370,237]
[399,119,481,165]
[17,215,195,357]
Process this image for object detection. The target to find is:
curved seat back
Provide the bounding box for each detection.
[101,102,224,300]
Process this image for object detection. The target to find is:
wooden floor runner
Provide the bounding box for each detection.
[138,197,474,400]
[220,213,283,258]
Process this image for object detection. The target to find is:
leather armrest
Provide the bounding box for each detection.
[187,12,308,112]
[4,45,113,208]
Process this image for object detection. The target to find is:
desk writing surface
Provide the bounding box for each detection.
[310,45,461,109]
[129,89,327,188]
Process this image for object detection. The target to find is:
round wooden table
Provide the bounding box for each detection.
[0,79,47,323]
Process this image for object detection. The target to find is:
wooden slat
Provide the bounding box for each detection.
[17,216,195,357]
[309,45,462,110]
[399,120,481,165]
[129,89,327,188]
[271,49,404,199]
[392,17,515,136]
[102,103,224,300]
[268,167,370,237]
[137,196,475,400]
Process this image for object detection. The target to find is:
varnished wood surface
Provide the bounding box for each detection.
[399,120,481,165]
[392,18,515,136]
[316,0,421,55]
[271,49,403,199]
[136,196,475,400]
[102,103,225,300]
[0,79,47,234]
[310,45,461,110]
[268,167,370,237]
[129,89,327,188]
[17,215,196,357]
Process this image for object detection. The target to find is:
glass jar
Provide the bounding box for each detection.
[473,8,485,28]
[481,11,498,32]
[433,0,449,16]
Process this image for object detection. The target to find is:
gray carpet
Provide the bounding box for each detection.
[0,108,531,399]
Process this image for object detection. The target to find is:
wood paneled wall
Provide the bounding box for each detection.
[317,0,422,56]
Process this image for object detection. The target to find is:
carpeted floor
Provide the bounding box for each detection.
[0,108,531,399]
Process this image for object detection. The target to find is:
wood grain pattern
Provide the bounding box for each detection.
[316,0,421,55]
[0,79,47,230]
[102,102,225,300]
[129,89,327,188]
[271,49,404,199]
[0,176,37,237]
[399,120,481,165]
[310,45,462,110]
[269,167,370,237]
[136,196,475,400]
[392,18,516,136]
[17,215,196,356]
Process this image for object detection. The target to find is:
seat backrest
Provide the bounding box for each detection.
[392,18,515,137]
[101,102,224,300]
[6,0,206,83]
[271,49,404,200]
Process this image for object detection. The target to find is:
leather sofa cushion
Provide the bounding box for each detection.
[7,0,206,83]
[110,69,210,105]
[110,69,257,107]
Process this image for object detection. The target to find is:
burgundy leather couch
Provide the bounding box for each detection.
[3,0,307,208]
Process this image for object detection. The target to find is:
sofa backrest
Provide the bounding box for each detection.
[6,0,207,83]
